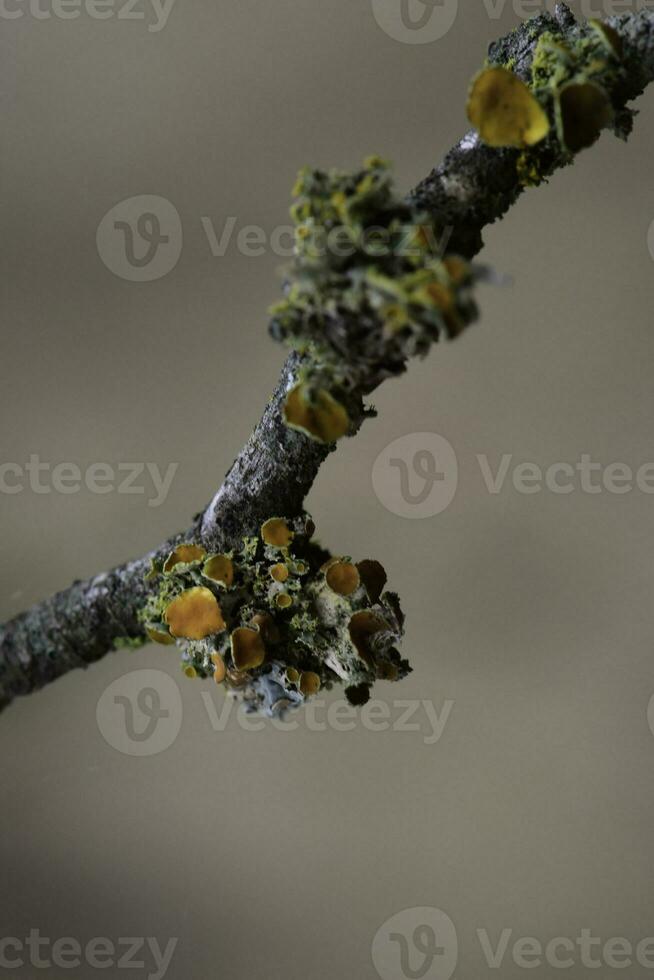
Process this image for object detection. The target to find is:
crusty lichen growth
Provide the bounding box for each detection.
[477,14,630,186]
[269,157,480,441]
[140,514,410,715]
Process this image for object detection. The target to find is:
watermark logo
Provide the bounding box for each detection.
[371,0,458,44]
[372,432,458,519]
[647,693,654,738]
[96,195,182,282]
[96,669,183,756]
[97,673,453,747]
[374,435,654,519]
[374,910,654,972]
[0,456,178,507]
[372,907,458,980]
[371,0,654,44]
[0,931,177,978]
[648,218,654,263]
[202,692,453,744]
[0,0,177,29]
[0,929,177,980]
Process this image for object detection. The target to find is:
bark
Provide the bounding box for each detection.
[2,4,654,712]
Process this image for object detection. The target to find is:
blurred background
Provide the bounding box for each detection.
[2,1,654,977]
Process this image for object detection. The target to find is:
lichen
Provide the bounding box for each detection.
[112,635,147,651]
[480,14,629,187]
[268,156,480,440]
[467,67,550,147]
[139,514,410,716]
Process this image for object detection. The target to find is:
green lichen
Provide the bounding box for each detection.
[139,515,409,715]
[112,635,147,651]
[268,157,480,438]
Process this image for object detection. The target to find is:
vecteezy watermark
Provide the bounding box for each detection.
[648,218,654,262]
[97,196,183,282]
[372,433,459,519]
[371,0,459,44]
[96,670,183,756]
[201,690,454,744]
[372,907,458,980]
[0,0,176,30]
[202,216,452,261]
[373,908,654,977]
[373,432,654,519]
[0,456,178,507]
[371,0,654,44]
[0,931,177,978]
[97,196,453,283]
[647,693,654,738]
[97,668,454,754]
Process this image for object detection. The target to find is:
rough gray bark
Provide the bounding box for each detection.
[2,3,653,712]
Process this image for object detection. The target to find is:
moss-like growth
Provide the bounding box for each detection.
[269,156,480,427]
[139,512,409,716]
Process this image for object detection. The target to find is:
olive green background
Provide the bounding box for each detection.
[2,1,654,977]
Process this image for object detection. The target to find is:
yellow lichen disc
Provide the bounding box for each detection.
[261,518,293,548]
[556,81,613,154]
[202,554,234,588]
[163,543,206,573]
[325,560,360,597]
[299,671,321,697]
[467,66,550,148]
[145,626,176,646]
[230,627,266,671]
[164,587,226,640]
[283,383,349,444]
[211,652,226,684]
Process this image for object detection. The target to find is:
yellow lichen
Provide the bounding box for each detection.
[163,543,206,574]
[230,627,266,671]
[164,587,226,640]
[299,671,321,696]
[211,652,226,684]
[588,18,623,59]
[443,256,471,285]
[261,518,294,549]
[467,66,550,147]
[145,626,176,646]
[202,554,234,588]
[250,612,281,644]
[270,563,289,583]
[325,560,360,597]
[283,382,349,444]
[348,611,389,668]
[556,80,613,153]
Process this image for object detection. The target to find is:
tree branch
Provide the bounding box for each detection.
[2,3,654,713]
